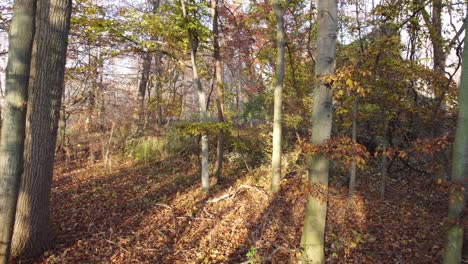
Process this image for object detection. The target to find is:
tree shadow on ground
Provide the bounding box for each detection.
[15,157,451,263]
[15,155,246,263]
[225,172,307,263]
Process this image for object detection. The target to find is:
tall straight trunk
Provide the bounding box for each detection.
[180,0,209,192]
[300,0,337,262]
[59,104,67,149]
[442,13,468,263]
[380,113,388,199]
[348,97,358,206]
[211,0,225,180]
[270,0,286,193]
[430,0,449,180]
[138,0,161,124]
[86,45,100,132]
[11,0,72,257]
[0,1,36,263]
[137,52,152,119]
[155,76,163,125]
[430,0,444,74]
[420,0,449,179]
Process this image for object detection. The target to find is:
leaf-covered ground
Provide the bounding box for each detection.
[16,156,453,263]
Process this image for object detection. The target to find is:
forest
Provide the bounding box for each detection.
[0,0,467,263]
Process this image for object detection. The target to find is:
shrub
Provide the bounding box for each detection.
[124,127,197,162]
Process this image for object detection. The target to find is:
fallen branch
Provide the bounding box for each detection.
[207,185,269,203]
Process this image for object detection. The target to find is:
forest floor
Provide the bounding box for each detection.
[17,154,457,263]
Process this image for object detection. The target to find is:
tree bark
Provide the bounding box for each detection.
[180,0,209,192]
[137,52,152,120]
[420,0,450,179]
[300,0,337,262]
[270,0,286,193]
[211,0,225,181]
[11,0,72,258]
[430,0,445,74]
[0,1,36,262]
[442,12,468,263]
[138,0,161,124]
[348,97,358,206]
[380,113,388,199]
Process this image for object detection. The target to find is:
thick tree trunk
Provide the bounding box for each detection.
[270,0,286,193]
[180,0,209,192]
[0,1,36,263]
[300,0,337,262]
[211,0,225,181]
[442,14,468,263]
[348,97,358,206]
[11,0,72,258]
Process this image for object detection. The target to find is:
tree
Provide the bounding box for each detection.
[300,0,337,262]
[0,0,36,262]
[420,0,450,180]
[269,0,285,192]
[137,52,153,120]
[442,11,468,263]
[211,0,225,180]
[137,0,161,124]
[269,0,287,193]
[179,0,209,192]
[11,0,72,257]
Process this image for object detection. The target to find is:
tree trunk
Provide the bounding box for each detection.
[180,0,209,192]
[155,75,163,126]
[380,113,388,199]
[0,1,36,262]
[348,97,358,206]
[300,0,337,262]
[138,0,161,124]
[11,0,72,258]
[442,13,468,263]
[211,0,225,181]
[270,0,286,193]
[430,0,445,74]
[420,0,450,180]
[137,52,152,120]
[59,104,67,150]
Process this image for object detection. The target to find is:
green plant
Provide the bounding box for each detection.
[246,246,261,264]
[124,136,164,162]
[123,126,199,163]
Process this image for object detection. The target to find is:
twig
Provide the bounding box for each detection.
[203,207,214,218]
[176,216,214,221]
[156,229,168,238]
[105,239,130,253]
[155,203,177,229]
